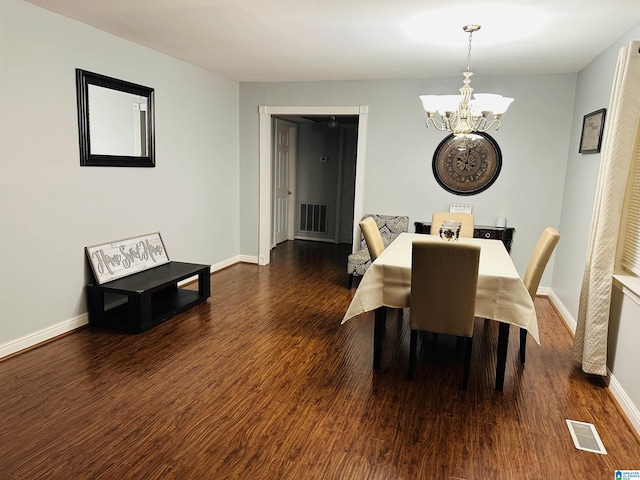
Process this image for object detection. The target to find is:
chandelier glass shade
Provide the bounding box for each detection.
[420,25,513,135]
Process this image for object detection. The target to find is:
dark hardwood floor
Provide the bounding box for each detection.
[1,240,639,479]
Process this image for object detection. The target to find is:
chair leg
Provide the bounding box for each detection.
[519,328,527,364]
[462,337,473,390]
[408,329,417,380]
[348,274,353,289]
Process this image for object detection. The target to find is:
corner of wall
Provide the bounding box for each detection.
[548,289,640,437]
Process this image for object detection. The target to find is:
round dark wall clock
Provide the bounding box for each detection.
[432,132,502,196]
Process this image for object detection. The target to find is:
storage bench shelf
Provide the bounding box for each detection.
[87,261,210,333]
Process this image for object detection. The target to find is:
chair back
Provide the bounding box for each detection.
[359,214,409,249]
[360,216,385,261]
[523,227,560,300]
[431,212,474,238]
[410,241,480,338]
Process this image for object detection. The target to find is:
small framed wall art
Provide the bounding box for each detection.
[579,108,606,154]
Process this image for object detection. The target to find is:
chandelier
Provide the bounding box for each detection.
[419,25,513,135]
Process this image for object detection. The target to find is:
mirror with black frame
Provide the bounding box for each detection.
[76,69,155,167]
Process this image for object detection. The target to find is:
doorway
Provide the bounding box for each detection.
[258,106,368,265]
[274,114,358,247]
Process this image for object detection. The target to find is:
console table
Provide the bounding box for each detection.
[414,221,515,253]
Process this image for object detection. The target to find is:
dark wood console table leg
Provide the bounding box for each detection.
[373,307,387,369]
[496,322,510,391]
[87,286,104,325]
[129,293,152,330]
[198,267,211,298]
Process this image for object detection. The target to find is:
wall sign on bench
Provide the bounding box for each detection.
[86,232,170,284]
[85,233,210,333]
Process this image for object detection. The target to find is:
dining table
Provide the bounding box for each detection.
[342,232,539,391]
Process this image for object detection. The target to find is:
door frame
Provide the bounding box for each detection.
[258,105,368,265]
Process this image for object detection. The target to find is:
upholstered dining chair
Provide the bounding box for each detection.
[408,240,481,389]
[360,216,385,261]
[519,227,560,363]
[346,214,409,288]
[431,212,474,238]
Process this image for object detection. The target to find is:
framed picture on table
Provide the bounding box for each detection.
[579,108,606,154]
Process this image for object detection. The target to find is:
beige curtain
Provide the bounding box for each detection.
[573,41,640,376]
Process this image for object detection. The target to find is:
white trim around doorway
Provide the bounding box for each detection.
[258,105,368,265]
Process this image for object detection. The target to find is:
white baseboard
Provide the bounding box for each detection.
[293,235,336,243]
[548,290,577,333]
[176,255,258,286]
[1,255,254,360]
[548,289,640,437]
[608,369,640,436]
[237,254,259,264]
[0,313,89,359]
[536,286,552,297]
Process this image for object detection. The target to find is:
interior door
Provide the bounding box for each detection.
[274,119,296,245]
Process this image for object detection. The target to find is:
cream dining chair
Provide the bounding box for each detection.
[408,240,481,389]
[519,227,560,363]
[360,216,385,261]
[431,212,474,238]
[346,214,409,288]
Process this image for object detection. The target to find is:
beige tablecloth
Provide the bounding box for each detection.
[342,233,539,344]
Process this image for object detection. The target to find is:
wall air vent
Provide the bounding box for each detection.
[299,203,328,233]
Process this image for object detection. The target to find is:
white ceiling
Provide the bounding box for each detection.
[25,0,640,82]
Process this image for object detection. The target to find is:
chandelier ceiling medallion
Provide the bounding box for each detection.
[420,25,514,136]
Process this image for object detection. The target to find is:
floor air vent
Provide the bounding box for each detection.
[566,419,607,454]
[299,203,328,233]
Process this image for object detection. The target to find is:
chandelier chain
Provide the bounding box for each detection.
[466,30,473,73]
[419,24,513,135]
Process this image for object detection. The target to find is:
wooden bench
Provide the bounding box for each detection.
[85,233,210,333]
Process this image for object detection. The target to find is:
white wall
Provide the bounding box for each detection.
[553,21,640,431]
[608,283,640,431]
[0,0,240,349]
[553,22,640,321]
[239,74,577,279]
